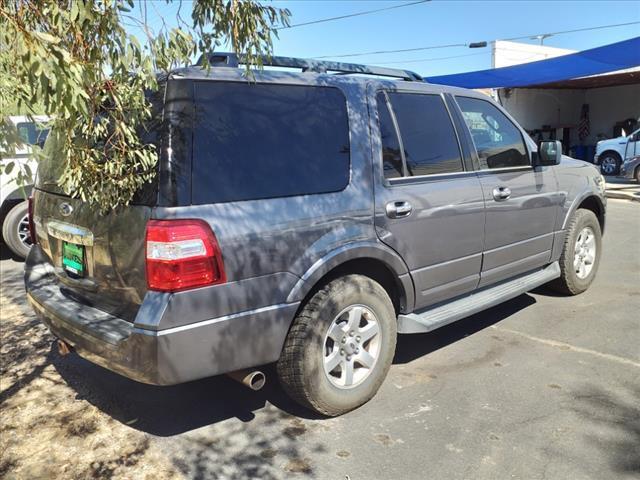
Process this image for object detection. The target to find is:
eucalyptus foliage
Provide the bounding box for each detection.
[0,0,289,212]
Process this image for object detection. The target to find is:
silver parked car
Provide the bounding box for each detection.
[25,54,606,416]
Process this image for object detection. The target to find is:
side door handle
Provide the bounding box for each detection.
[386,201,412,219]
[492,186,511,202]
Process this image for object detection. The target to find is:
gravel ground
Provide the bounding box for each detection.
[0,199,638,480]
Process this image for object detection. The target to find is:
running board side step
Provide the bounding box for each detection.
[397,262,560,334]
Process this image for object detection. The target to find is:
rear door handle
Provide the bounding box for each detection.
[386,201,412,219]
[492,186,511,202]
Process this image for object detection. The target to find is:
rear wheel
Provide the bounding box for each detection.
[635,166,640,183]
[2,201,32,259]
[599,152,621,176]
[277,274,397,416]
[549,209,602,295]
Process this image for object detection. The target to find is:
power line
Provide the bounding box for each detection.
[316,42,468,59]
[502,20,640,42]
[313,20,640,59]
[279,0,430,30]
[376,51,488,65]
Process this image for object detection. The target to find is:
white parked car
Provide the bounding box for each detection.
[1,115,49,259]
[594,127,640,176]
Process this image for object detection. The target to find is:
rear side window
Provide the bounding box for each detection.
[376,93,404,179]
[382,92,463,177]
[456,96,529,170]
[192,82,350,204]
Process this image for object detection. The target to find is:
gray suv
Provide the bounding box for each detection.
[25,54,606,416]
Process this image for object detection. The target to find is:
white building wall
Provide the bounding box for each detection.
[499,84,640,145]
[499,88,585,144]
[586,84,640,139]
[493,41,574,68]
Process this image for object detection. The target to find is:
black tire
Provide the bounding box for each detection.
[2,201,32,259]
[277,274,397,416]
[599,152,621,176]
[635,166,640,184]
[549,209,602,295]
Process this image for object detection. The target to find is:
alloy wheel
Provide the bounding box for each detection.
[17,213,32,249]
[574,226,596,279]
[600,157,618,175]
[323,305,381,389]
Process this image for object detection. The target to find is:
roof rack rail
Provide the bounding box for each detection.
[195,52,423,82]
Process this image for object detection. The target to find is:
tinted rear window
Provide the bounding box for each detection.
[191,81,350,204]
[387,92,463,176]
[36,84,165,203]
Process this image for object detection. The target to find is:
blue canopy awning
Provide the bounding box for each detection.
[427,37,640,89]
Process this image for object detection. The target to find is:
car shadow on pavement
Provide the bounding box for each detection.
[53,351,318,436]
[52,293,537,437]
[0,245,24,262]
[394,293,536,364]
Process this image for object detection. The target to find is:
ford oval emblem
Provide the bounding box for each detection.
[59,202,73,217]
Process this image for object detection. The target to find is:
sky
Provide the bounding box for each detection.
[126,0,640,77]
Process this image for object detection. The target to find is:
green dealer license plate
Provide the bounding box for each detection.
[62,241,84,276]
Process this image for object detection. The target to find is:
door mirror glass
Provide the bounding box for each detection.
[537,140,562,166]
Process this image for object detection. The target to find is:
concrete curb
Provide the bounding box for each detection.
[605,190,640,203]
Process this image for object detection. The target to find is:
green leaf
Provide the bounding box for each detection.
[32,31,61,45]
[1,0,285,212]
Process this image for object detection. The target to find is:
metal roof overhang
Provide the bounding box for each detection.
[427,37,640,89]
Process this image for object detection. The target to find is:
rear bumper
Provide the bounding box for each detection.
[25,246,299,385]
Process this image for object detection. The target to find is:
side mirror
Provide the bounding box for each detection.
[536,140,562,166]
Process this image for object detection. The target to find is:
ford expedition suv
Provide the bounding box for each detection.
[25,54,606,416]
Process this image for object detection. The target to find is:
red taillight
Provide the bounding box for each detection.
[27,195,37,244]
[145,219,226,292]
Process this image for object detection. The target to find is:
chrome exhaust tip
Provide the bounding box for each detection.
[227,369,266,391]
[57,339,72,356]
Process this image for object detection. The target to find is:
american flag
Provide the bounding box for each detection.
[579,104,590,141]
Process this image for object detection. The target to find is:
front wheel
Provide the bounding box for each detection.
[599,153,621,176]
[549,209,602,295]
[277,274,397,416]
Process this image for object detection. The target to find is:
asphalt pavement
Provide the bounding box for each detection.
[1,199,638,480]
[606,177,640,202]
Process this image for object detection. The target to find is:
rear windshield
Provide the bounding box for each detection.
[16,122,49,146]
[191,81,350,204]
[36,85,165,202]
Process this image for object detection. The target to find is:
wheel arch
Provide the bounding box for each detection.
[599,149,622,162]
[286,241,415,315]
[563,193,606,234]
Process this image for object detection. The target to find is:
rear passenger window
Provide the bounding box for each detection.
[382,92,463,177]
[192,82,350,204]
[456,96,529,170]
[376,93,404,179]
